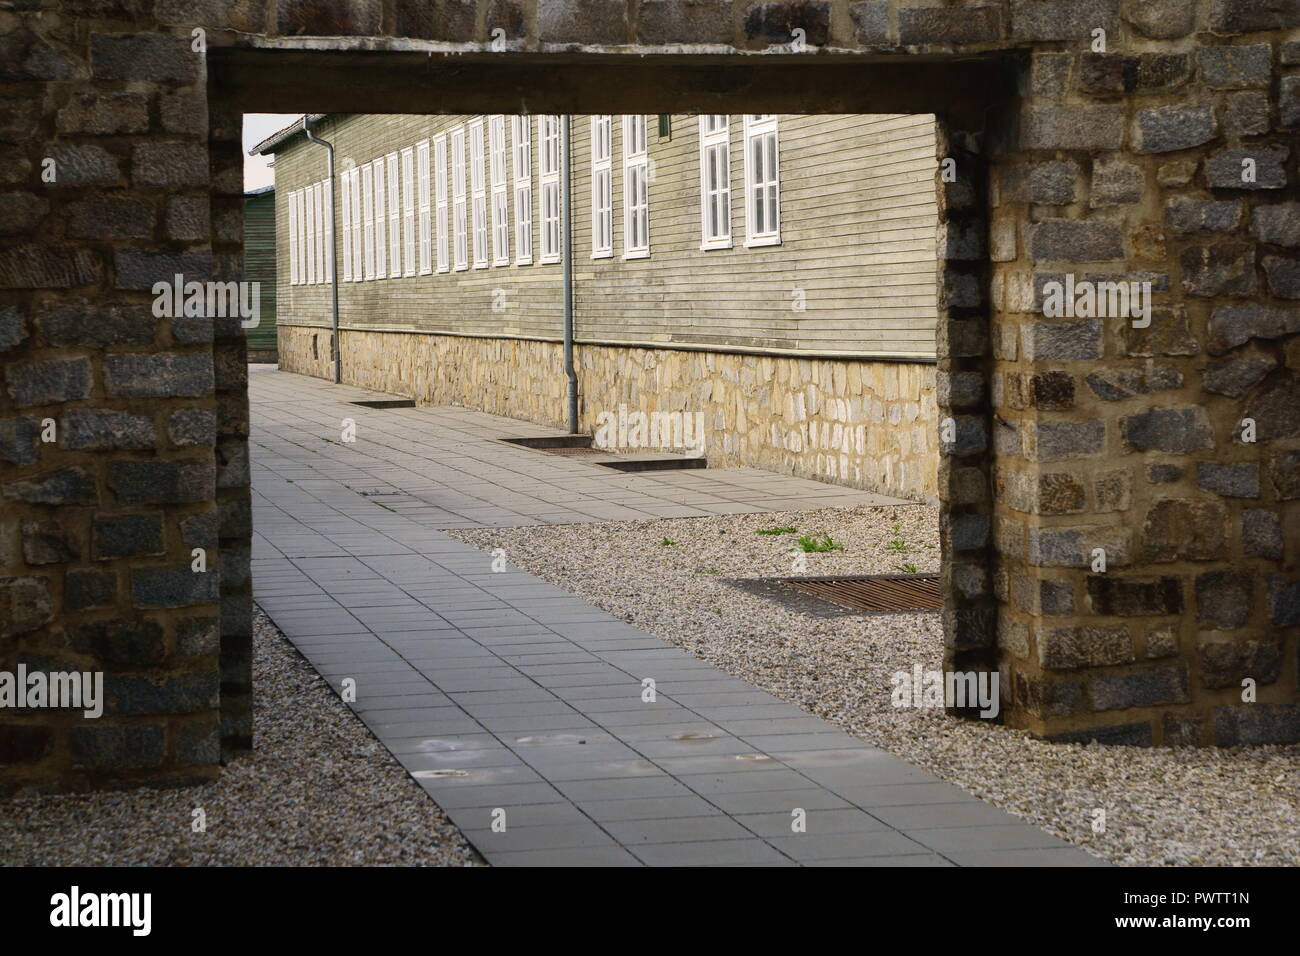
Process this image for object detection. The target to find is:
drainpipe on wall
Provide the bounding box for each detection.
[302,115,342,385]
[561,115,578,433]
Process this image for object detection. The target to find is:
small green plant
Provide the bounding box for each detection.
[660,537,677,546]
[756,525,797,536]
[797,533,844,553]
[897,561,919,574]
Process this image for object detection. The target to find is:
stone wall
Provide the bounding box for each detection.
[279,326,940,501]
[3,1,1299,795]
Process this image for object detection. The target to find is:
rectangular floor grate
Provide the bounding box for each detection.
[783,574,942,612]
[351,399,416,409]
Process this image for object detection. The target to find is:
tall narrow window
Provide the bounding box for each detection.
[417,139,432,275]
[699,115,731,249]
[539,115,561,264]
[452,126,468,271]
[339,177,350,282]
[511,115,532,265]
[289,189,300,285]
[349,167,362,283]
[489,115,509,266]
[386,153,400,278]
[622,115,649,259]
[314,182,326,282]
[307,187,318,285]
[434,134,449,273]
[372,162,386,279]
[362,162,375,280]
[469,119,488,269]
[323,180,333,282]
[744,114,780,246]
[401,147,416,276]
[591,115,612,258]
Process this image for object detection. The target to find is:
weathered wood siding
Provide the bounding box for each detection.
[242,189,278,352]
[272,113,938,359]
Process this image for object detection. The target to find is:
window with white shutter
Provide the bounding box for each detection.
[511,115,532,265]
[386,153,400,278]
[452,126,468,271]
[417,140,432,275]
[622,115,649,259]
[591,116,612,259]
[401,147,416,276]
[372,162,386,279]
[339,176,351,282]
[362,162,374,280]
[699,115,731,249]
[434,134,449,273]
[489,116,509,266]
[349,168,362,283]
[744,114,780,246]
[470,119,488,269]
[289,189,299,285]
[539,115,561,264]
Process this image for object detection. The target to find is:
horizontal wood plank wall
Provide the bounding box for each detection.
[272,113,939,359]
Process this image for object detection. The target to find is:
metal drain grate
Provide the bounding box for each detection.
[351,399,415,409]
[540,445,607,456]
[784,574,942,613]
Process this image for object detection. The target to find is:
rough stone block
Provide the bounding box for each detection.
[1195,462,1260,497]
[108,459,215,505]
[1133,104,1216,153]
[4,357,92,408]
[1140,498,1227,561]
[62,409,156,451]
[1038,624,1134,669]
[104,353,214,398]
[1089,664,1189,710]
[1121,407,1214,453]
[1086,576,1184,616]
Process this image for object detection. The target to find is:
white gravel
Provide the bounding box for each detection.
[0,607,482,867]
[448,504,1300,867]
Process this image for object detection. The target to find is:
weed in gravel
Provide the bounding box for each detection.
[797,533,844,553]
[660,537,677,546]
[756,526,797,535]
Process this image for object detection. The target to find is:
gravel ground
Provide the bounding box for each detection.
[448,504,1300,867]
[0,607,482,867]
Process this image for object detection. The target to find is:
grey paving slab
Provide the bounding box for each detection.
[246,365,1104,868]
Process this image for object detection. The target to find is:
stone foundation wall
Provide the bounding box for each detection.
[278,325,940,502]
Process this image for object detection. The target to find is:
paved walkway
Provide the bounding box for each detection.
[250,366,1104,867]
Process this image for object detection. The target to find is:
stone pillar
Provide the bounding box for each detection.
[988,7,1300,746]
[0,19,229,793]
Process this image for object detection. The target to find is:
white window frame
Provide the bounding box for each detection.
[489,115,509,266]
[452,126,468,271]
[349,167,362,283]
[512,115,532,266]
[622,115,649,260]
[362,161,375,281]
[401,146,416,277]
[699,115,732,250]
[434,133,449,273]
[323,180,333,282]
[417,139,432,275]
[307,184,319,285]
[339,177,350,282]
[591,115,613,259]
[372,162,386,279]
[743,114,781,247]
[288,189,299,285]
[539,115,561,264]
[313,182,325,283]
[386,153,401,278]
[469,119,488,269]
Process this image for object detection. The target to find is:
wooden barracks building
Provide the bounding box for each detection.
[254,113,941,501]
